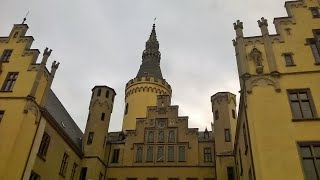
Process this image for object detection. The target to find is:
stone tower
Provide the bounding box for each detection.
[211,92,237,180]
[122,24,172,132]
[82,86,116,179]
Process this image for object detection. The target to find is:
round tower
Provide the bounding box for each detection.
[122,24,172,132]
[83,86,116,157]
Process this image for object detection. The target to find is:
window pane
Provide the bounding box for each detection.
[302,159,318,180]
[148,131,154,143]
[316,159,320,175]
[314,147,320,157]
[285,55,293,65]
[158,130,164,142]
[179,146,185,162]
[299,93,308,100]
[291,102,302,118]
[301,146,312,157]
[301,101,313,118]
[147,146,153,162]
[289,93,298,100]
[136,147,143,162]
[168,130,175,143]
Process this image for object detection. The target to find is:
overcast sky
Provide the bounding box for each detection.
[0,0,287,132]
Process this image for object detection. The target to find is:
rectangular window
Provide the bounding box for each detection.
[71,163,77,180]
[157,146,164,162]
[147,131,154,143]
[225,129,231,142]
[283,53,295,66]
[0,49,13,62]
[310,42,320,64]
[168,146,175,162]
[178,146,186,162]
[227,167,234,180]
[38,132,51,159]
[0,111,4,122]
[214,110,219,120]
[147,146,153,162]
[1,72,18,91]
[168,130,175,143]
[299,143,320,180]
[87,132,94,144]
[232,109,236,119]
[99,173,104,180]
[29,171,40,180]
[136,146,143,162]
[79,167,87,180]
[106,90,110,98]
[204,148,212,162]
[59,153,69,176]
[158,130,164,142]
[101,112,105,121]
[111,149,120,163]
[243,125,248,154]
[288,89,317,119]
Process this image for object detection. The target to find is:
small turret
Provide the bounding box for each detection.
[258,17,269,36]
[233,20,244,38]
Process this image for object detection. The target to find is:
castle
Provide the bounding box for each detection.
[0,0,320,180]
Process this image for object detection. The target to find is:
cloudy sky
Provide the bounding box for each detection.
[0,0,287,132]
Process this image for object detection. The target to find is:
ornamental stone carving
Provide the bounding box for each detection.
[246,76,281,94]
[249,47,264,74]
[24,99,41,124]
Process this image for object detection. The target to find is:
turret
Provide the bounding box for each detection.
[83,86,116,157]
[122,24,172,132]
[211,92,237,154]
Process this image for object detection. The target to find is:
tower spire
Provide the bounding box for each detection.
[136,23,163,79]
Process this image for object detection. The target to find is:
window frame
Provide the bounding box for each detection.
[167,145,175,162]
[30,170,41,180]
[297,141,320,180]
[178,145,186,162]
[204,147,212,162]
[71,162,78,180]
[37,132,51,159]
[287,89,318,121]
[146,146,154,162]
[101,112,105,121]
[0,49,13,62]
[282,53,295,66]
[1,72,18,92]
[136,146,143,162]
[111,149,120,163]
[59,153,69,177]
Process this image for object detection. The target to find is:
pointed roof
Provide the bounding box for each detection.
[136,24,163,79]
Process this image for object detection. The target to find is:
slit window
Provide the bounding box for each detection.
[225,129,231,142]
[87,132,94,145]
[101,113,105,121]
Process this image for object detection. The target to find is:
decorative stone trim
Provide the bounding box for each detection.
[23,97,41,124]
[246,76,281,94]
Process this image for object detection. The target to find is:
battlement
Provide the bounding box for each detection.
[125,76,172,98]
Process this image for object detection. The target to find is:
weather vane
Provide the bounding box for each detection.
[22,11,29,24]
[154,17,157,24]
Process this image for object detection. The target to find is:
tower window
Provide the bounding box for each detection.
[214,110,219,120]
[87,132,94,145]
[1,72,18,91]
[136,146,143,162]
[97,88,101,96]
[310,7,320,18]
[124,103,129,115]
[106,90,110,98]
[101,113,105,121]
[59,153,69,176]
[157,146,164,162]
[178,146,186,162]
[288,89,316,119]
[0,111,4,122]
[0,49,13,62]
[283,53,295,66]
[225,129,231,142]
[146,146,153,162]
[111,149,120,163]
[38,132,51,159]
[168,146,174,162]
[204,148,212,162]
[232,109,236,119]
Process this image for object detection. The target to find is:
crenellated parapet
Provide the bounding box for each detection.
[125,76,172,98]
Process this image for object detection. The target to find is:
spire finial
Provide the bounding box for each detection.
[22,11,29,24]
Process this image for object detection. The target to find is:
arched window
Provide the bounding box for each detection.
[97,89,101,96]
[157,146,164,162]
[136,146,143,162]
[146,146,153,162]
[158,130,164,142]
[168,130,175,143]
[147,131,154,143]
